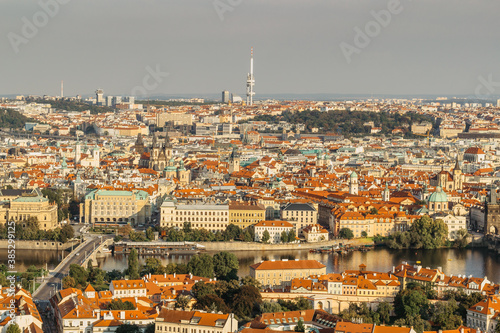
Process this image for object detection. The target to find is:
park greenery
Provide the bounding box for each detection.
[338,228,354,240]
[338,283,485,333]
[0,109,37,129]
[246,110,434,136]
[387,216,449,249]
[0,264,46,293]
[0,217,74,242]
[41,188,80,222]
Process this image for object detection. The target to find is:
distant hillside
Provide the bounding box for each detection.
[0,109,37,129]
[247,110,435,136]
[26,98,114,114]
[136,100,218,106]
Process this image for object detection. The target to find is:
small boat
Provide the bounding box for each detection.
[448,259,452,261]
[416,261,421,264]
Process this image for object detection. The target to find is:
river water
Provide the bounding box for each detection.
[8,247,500,283]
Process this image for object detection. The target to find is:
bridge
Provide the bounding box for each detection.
[113,241,205,256]
[82,237,113,267]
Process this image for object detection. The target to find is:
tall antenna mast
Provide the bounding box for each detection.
[246,47,255,106]
[61,80,64,98]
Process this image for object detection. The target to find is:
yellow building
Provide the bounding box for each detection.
[160,201,229,232]
[250,259,326,288]
[0,193,58,230]
[84,189,151,226]
[228,202,265,229]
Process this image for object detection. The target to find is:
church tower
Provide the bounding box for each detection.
[382,182,390,202]
[453,156,463,191]
[349,171,359,195]
[229,146,240,173]
[75,139,81,165]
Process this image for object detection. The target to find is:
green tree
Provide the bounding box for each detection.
[232,285,262,318]
[394,287,430,319]
[7,324,21,333]
[107,299,136,310]
[377,301,393,324]
[60,224,74,242]
[287,230,296,243]
[62,276,76,288]
[145,324,155,333]
[187,254,214,278]
[281,231,289,243]
[69,264,88,287]
[339,228,354,239]
[145,227,155,241]
[261,230,270,243]
[143,258,162,275]
[431,299,463,330]
[213,252,239,281]
[295,297,312,310]
[260,301,282,314]
[192,282,215,298]
[295,319,305,332]
[128,248,140,279]
[240,276,261,289]
[361,231,368,238]
[495,321,500,333]
[176,295,190,310]
[195,294,230,313]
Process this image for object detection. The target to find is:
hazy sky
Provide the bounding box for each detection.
[1,0,500,98]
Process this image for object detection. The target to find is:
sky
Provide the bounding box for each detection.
[1,0,500,99]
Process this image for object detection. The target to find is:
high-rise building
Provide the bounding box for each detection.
[497,99,500,107]
[246,47,255,106]
[106,96,113,107]
[96,89,104,106]
[222,90,230,103]
[112,96,122,106]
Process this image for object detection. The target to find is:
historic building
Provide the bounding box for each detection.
[83,189,151,226]
[160,200,229,232]
[228,201,266,229]
[250,259,327,288]
[138,133,190,184]
[0,192,58,230]
[429,159,463,191]
[485,184,500,235]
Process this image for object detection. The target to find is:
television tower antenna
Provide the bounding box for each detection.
[61,80,64,98]
[246,47,255,106]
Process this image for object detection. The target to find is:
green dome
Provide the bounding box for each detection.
[428,186,448,203]
[350,171,358,178]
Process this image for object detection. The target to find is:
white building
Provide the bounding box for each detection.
[254,220,294,243]
[160,201,229,232]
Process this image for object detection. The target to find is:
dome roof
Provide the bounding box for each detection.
[350,171,358,178]
[428,186,448,203]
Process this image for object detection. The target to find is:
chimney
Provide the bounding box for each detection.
[190,273,193,279]
[120,311,125,319]
[164,273,167,278]
[174,272,176,278]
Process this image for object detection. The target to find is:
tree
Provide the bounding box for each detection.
[339,228,354,239]
[295,319,305,332]
[118,225,133,237]
[431,299,463,330]
[295,297,312,310]
[454,228,469,248]
[128,248,140,279]
[495,321,500,333]
[62,276,76,288]
[192,282,215,299]
[287,230,296,243]
[107,299,136,310]
[146,227,155,241]
[261,230,270,243]
[176,295,190,310]
[7,324,21,333]
[232,285,262,318]
[394,287,430,319]
[361,231,368,238]
[143,258,162,275]
[195,294,229,313]
[281,231,289,243]
[69,264,88,287]
[115,324,140,333]
[145,324,155,333]
[213,252,239,281]
[241,276,261,289]
[377,301,393,324]
[187,254,214,278]
[260,301,282,314]
[60,224,74,242]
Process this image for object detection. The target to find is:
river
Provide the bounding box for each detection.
[7,247,500,283]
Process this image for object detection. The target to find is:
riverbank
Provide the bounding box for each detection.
[199,238,374,251]
[0,239,81,251]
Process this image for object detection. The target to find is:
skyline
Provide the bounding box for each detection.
[1,0,500,98]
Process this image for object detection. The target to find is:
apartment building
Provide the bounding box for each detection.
[253,220,294,243]
[154,309,238,333]
[280,203,317,235]
[109,280,147,299]
[250,259,326,288]
[466,296,500,333]
[84,189,151,226]
[228,201,266,229]
[0,287,43,333]
[160,201,229,232]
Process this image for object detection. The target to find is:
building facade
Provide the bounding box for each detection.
[160,201,229,232]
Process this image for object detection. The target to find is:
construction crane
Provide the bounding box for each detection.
[413,130,432,147]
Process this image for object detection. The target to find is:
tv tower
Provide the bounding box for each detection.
[246,47,255,106]
[61,80,64,98]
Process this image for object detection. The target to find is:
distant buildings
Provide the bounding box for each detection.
[250,259,327,288]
